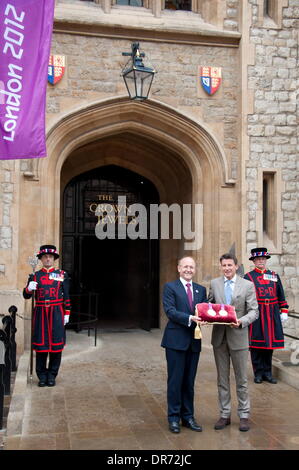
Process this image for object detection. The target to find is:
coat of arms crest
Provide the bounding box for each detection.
[200,66,222,95]
[48,55,65,85]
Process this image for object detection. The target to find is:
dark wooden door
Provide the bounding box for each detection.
[62,165,159,330]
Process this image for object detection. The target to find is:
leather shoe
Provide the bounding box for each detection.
[254,376,263,384]
[263,375,277,384]
[38,380,47,387]
[239,418,250,432]
[47,379,56,387]
[169,422,180,433]
[182,418,202,432]
[214,417,231,430]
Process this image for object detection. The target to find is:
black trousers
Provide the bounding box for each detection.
[36,351,62,381]
[166,346,200,423]
[250,348,273,378]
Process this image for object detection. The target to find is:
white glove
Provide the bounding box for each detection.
[281,312,288,324]
[28,281,38,292]
[64,315,70,326]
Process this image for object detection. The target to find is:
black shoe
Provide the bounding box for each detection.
[254,376,263,384]
[47,379,56,387]
[169,421,180,433]
[263,375,277,384]
[182,418,202,432]
[38,380,47,387]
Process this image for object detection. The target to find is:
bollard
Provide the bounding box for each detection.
[0,329,6,429]
[8,306,17,372]
[2,316,11,395]
[0,306,18,428]
[0,364,4,429]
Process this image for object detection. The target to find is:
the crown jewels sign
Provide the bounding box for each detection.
[48,55,65,85]
[200,66,222,95]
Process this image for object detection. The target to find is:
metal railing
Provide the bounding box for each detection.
[283,312,299,366]
[0,306,17,430]
[284,312,299,341]
[67,292,99,346]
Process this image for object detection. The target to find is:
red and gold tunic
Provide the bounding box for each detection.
[244,268,288,349]
[23,267,71,353]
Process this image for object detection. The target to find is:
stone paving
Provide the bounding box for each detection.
[3,328,299,451]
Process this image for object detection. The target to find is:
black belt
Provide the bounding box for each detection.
[36,299,64,308]
[258,298,277,305]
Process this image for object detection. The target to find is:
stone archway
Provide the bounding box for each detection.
[19,97,237,327]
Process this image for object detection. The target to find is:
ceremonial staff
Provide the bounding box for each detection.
[28,255,38,381]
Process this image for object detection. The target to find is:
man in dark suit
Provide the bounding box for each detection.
[161,256,207,434]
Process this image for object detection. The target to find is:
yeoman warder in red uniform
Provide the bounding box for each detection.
[244,248,288,384]
[23,245,71,387]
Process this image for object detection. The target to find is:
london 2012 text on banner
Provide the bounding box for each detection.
[0,1,55,160]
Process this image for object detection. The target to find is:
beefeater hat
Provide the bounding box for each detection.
[249,247,271,261]
[37,244,59,260]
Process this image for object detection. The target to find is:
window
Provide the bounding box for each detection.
[165,0,192,11]
[262,174,274,242]
[261,0,288,27]
[263,0,269,16]
[259,170,282,252]
[116,0,143,5]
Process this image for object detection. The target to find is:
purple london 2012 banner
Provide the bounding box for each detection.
[0,0,55,160]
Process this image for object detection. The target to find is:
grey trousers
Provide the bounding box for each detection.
[213,340,250,419]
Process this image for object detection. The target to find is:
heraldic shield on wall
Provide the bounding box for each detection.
[200,66,222,95]
[48,55,65,85]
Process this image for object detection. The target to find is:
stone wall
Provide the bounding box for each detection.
[246,0,299,343]
[224,0,240,31]
[47,34,239,175]
[0,160,14,252]
[0,0,241,281]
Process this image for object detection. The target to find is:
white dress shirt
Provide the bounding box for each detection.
[224,274,237,293]
[224,274,241,327]
[180,277,193,300]
[180,277,193,326]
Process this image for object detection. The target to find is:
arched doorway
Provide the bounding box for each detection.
[62,165,160,330]
[19,98,238,330]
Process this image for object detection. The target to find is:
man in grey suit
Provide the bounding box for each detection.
[206,253,259,432]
